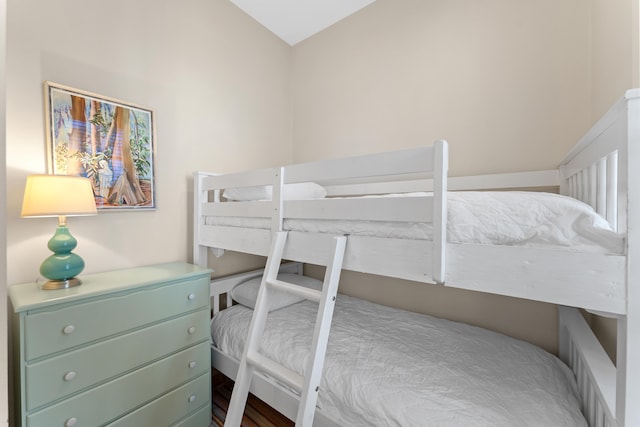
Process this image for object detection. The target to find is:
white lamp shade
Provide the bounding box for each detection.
[21,174,98,217]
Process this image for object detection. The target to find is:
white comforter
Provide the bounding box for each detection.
[211,294,587,426]
[207,191,623,253]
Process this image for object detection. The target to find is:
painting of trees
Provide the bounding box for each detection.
[45,82,155,209]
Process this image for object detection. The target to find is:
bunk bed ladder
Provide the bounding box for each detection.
[225,231,348,427]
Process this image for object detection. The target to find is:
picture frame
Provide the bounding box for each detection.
[44,81,156,210]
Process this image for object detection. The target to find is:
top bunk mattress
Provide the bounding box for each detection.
[205,191,623,254]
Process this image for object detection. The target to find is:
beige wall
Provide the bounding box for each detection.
[293,0,638,355]
[5,0,293,288]
[292,0,591,178]
[589,0,639,121]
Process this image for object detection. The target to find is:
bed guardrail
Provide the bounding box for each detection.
[194,141,449,285]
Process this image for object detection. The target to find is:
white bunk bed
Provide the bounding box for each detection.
[194,89,640,426]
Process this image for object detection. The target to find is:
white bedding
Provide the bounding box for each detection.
[211,294,587,426]
[206,191,623,254]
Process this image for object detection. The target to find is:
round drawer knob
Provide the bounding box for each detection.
[188,394,196,403]
[188,361,196,369]
[65,417,78,427]
[63,371,76,381]
[187,293,196,301]
[62,325,75,335]
[188,326,196,335]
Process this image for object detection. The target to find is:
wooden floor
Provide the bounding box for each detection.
[212,370,294,427]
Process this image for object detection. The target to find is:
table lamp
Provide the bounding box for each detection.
[21,174,97,289]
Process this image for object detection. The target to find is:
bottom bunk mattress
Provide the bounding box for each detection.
[210,291,586,426]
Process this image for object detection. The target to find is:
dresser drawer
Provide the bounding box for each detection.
[105,373,210,427]
[172,405,213,427]
[26,341,210,427]
[24,276,209,360]
[26,309,210,410]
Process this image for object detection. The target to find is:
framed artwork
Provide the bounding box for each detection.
[44,81,156,210]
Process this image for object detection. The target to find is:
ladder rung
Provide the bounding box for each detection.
[246,351,304,393]
[267,279,322,303]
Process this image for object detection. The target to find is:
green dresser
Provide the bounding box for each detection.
[9,262,213,427]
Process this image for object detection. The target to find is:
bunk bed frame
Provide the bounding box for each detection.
[194,89,639,426]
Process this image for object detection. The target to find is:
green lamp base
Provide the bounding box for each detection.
[40,224,86,290]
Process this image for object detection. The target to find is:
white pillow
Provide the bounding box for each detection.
[222,182,327,201]
[230,273,324,312]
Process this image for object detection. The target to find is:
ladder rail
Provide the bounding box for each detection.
[225,232,289,426]
[296,235,347,426]
[225,231,347,427]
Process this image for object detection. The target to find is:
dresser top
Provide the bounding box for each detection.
[9,262,212,312]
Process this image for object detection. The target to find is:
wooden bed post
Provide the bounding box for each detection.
[192,172,207,268]
[272,166,284,235]
[433,140,448,284]
[616,89,640,427]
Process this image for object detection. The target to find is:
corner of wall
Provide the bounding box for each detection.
[1,0,9,423]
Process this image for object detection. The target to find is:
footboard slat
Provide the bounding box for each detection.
[595,402,604,427]
[588,165,597,208]
[605,151,618,231]
[588,383,595,425]
[596,157,607,218]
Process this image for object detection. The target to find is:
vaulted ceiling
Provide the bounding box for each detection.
[228,0,376,45]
